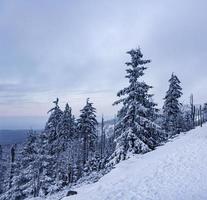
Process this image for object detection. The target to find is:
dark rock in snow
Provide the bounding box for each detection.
[66,190,78,196]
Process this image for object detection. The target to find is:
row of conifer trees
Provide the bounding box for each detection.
[1,47,207,200]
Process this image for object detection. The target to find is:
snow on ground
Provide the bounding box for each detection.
[63,125,207,200]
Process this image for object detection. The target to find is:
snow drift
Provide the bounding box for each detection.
[63,125,207,200]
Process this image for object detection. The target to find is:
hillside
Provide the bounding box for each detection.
[62,125,207,200]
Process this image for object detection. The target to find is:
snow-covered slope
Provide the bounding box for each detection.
[64,125,207,200]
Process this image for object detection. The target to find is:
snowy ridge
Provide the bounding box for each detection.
[63,125,207,200]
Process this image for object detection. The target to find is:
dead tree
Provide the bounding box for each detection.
[9,144,16,189]
[199,105,203,127]
[190,94,196,128]
[100,115,106,159]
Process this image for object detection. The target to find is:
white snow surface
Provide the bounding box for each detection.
[63,125,207,200]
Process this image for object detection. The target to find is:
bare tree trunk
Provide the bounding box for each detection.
[100,115,105,159]
[190,94,196,128]
[83,134,87,165]
[199,105,203,127]
[9,145,16,189]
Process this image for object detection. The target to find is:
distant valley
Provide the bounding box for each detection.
[0,130,41,145]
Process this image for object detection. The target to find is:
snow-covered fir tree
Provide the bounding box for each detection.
[39,98,64,195]
[179,103,196,132]
[57,103,76,151]
[56,103,77,186]
[182,109,194,132]
[1,145,23,200]
[77,98,98,166]
[44,98,63,143]
[37,134,57,196]
[16,133,36,197]
[16,132,40,198]
[1,132,41,200]
[110,48,163,165]
[163,73,183,136]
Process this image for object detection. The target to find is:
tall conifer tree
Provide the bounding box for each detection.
[110,48,163,164]
[77,98,98,165]
[163,73,183,136]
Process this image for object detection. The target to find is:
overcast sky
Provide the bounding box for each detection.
[0,0,207,129]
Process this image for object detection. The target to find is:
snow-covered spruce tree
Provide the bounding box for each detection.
[83,153,101,176]
[56,103,77,186]
[39,98,63,195]
[16,132,40,198]
[182,109,194,132]
[1,145,23,200]
[44,98,63,143]
[101,118,116,162]
[163,73,183,136]
[109,48,163,165]
[36,134,56,196]
[1,132,42,200]
[57,103,76,151]
[77,98,98,166]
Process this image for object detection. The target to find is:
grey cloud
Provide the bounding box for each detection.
[0,0,207,127]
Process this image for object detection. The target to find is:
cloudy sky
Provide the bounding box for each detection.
[0,0,207,129]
